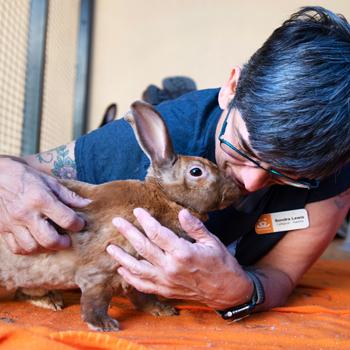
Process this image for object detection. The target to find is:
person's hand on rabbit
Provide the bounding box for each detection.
[0,155,90,254]
[108,207,253,310]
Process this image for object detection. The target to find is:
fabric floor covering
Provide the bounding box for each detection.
[0,259,349,350]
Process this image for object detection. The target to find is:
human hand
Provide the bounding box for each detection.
[0,157,91,254]
[107,207,253,310]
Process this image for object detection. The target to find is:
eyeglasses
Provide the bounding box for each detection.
[218,105,320,190]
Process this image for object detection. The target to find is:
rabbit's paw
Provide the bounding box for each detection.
[15,288,64,311]
[145,301,178,317]
[127,290,178,316]
[86,315,120,332]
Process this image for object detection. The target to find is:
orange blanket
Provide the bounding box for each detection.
[0,259,349,350]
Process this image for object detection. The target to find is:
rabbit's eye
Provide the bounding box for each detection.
[190,167,203,177]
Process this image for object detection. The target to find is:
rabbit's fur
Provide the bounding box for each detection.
[0,101,240,331]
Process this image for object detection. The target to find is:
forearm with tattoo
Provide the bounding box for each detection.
[35,145,77,179]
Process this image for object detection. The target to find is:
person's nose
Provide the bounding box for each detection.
[240,166,270,192]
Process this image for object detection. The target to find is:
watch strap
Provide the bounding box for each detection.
[246,270,265,305]
[216,270,265,321]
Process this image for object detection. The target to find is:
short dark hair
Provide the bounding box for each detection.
[233,6,350,179]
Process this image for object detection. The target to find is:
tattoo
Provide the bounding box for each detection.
[334,188,350,210]
[52,146,77,179]
[36,145,77,179]
[36,153,53,163]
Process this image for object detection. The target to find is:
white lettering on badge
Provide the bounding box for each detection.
[255,209,309,234]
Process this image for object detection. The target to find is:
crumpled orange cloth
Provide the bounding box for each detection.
[0,259,349,350]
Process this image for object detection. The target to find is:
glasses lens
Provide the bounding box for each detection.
[219,137,319,190]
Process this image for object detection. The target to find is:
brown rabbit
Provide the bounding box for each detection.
[1,101,241,331]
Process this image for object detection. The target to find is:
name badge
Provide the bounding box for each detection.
[255,209,309,234]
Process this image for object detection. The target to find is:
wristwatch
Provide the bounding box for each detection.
[216,270,265,322]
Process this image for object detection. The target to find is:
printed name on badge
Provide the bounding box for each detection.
[255,209,309,234]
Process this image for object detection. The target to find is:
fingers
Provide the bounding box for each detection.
[106,245,188,298]
[106,245,154,277]
[106,244,166,295]
[112,216,165,264]
[11,226,39,253]
[42,177,89,232]
[2,219,71,254]
[45,175,92,208]
[178,209,214,242]
[0,158,84,255]
[116,266,160,295]
[132,208,185,252]
[42,196,85,232]
[30,217,71,250]
[1,232,27,254]
[116,266,191,299]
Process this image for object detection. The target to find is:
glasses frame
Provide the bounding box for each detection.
[218,105,320,190]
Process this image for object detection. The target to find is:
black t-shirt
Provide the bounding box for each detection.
[75,88,350,265]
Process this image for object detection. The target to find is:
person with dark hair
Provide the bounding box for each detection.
[233,7,350,179]
[0,6,349,320]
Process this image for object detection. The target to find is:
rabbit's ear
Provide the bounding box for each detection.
[99,103,117,127]
[126,101,177,168]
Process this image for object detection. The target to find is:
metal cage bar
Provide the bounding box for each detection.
[73,0,93,139]
[21,0,48,155]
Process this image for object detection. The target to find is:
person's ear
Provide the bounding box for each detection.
[218,66,241,109]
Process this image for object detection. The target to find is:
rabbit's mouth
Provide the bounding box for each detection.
[218,185,242,210]
[223,170,248,195]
